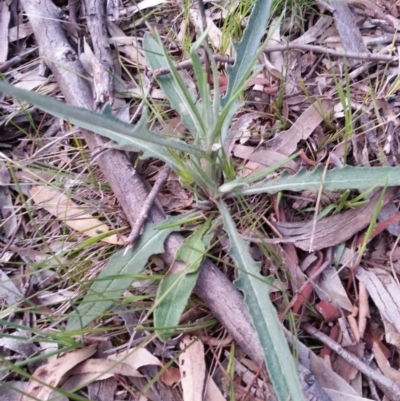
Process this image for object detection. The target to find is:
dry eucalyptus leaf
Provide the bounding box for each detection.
[0,268,23,307]
[30,186,126,245]
[291,338,364,399]
[69,358,142,379]
[21,344,97,401]
[13,68,48,92]
[332,343,364,383]
[266,99,332,156]
[381,317,400,355]
[357,267,400,336]
[265,18,284,72]
[179,336,206,401]
[324,388,374,401]
[373,342,400,386]
[108,22,147,67]
[233,144,298,171]
[204,375,226,401]
[8,22,33,42]
[314,266,353,312]
[107,347,163,370]
[277,188,396,251]
[190,9,222,49]
[292,15,332,45]
[0,329,39,358]
[123,0,168,16]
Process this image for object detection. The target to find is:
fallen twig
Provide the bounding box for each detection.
[126,165,171,247]
[153,45,395,77]
[302,323,400,401]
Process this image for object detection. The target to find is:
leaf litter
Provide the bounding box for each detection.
[2,0,400,400]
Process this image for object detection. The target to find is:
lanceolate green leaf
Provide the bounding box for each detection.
[143,33,205,137]
[154,220,211,340]
[66,219,179,332]
[221,0,273,107]
[0,80,201,163]
[239,166,400,195]
[218,200,304,401]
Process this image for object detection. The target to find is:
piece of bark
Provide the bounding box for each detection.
[328,0,369,67]
[18,1,330,399]
[84,0,115,105]
[277,188,397,251]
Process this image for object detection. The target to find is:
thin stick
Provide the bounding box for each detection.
[154,54,235,77]
[126,165,171,247]
[153,45,395,77]
[129,75,155,124]
[302,323,400,400]
[0,48,38,73]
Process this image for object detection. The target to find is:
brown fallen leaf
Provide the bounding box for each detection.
[265,99,332,156]
[332,343,364,383]
[233,144,299,171]
[204,374,226,401]
[108,22,147,68]
[276,188,396,251]
[314,265,353,312]
[358,281,369,339]
[69,358,142,379]
[291,252,325,314]
[179,336,206,401]
[161,366,181,386]
[381,317,400,356]
[21,344,97,401]
[107,347,163,370]
[357,267,400,346]
[205,333,233,348]
[87,340,117,401]
[30,186,126,245]
[8,22,33,43]
[373,342,400,386]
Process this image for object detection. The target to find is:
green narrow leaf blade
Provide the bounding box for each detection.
[221,0,273,107]
[143,33,205,137]
[154,221,211,340]
[66,219,179,332]
[0,80,201,162]
[218,200,304,401]
[240,166,400,195]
